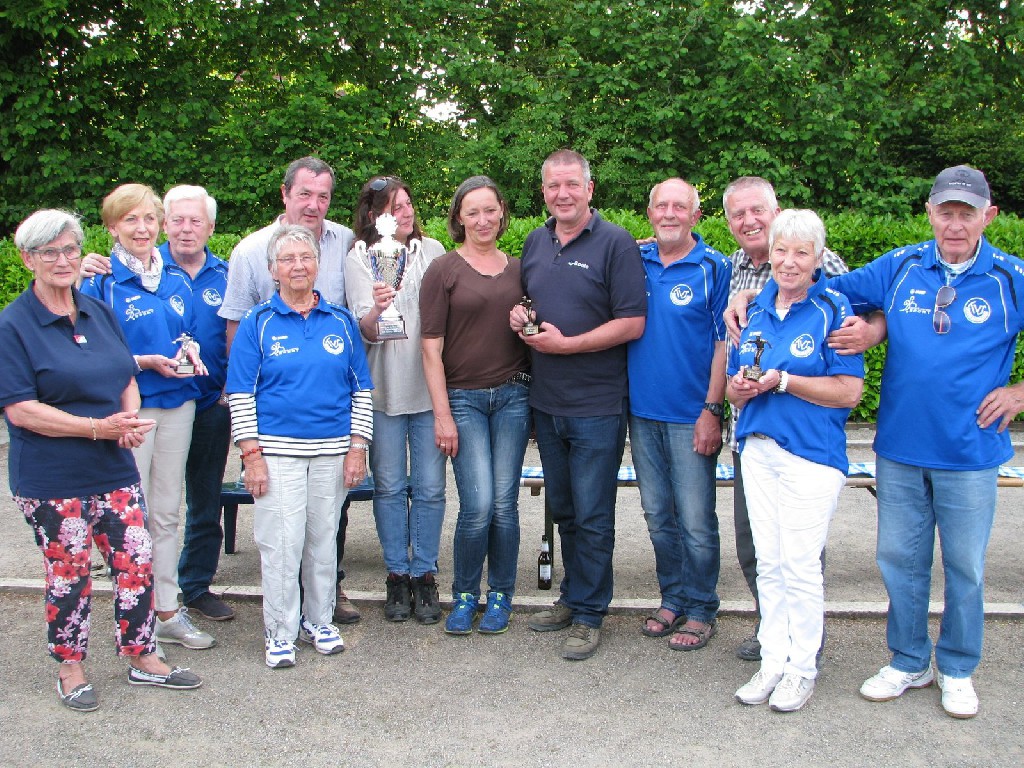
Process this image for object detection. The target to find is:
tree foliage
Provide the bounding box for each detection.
[1,1,1021,236]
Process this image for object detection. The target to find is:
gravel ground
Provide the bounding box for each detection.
[1,424,1022,766]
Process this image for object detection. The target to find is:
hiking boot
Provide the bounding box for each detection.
[411,573,442,625]
[527,602,573,632]
[444,592,479,635]
[333,586,362,624]
[478,591,513,634]
[384,573,413,622]
[561,623,600,660]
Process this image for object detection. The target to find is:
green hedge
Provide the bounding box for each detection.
[5,211,1024,423]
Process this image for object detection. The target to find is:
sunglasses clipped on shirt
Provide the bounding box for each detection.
[933,285,955,334]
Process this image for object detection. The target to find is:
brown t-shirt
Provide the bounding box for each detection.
[419,250,530,390]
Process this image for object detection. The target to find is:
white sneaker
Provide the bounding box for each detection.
[859,664,934,701]
[769,673,815,712]
[298,617,345,655]
[735,669,783,705]
[265,637,296,669]
[155,608,215,649]
[936,671,978,719]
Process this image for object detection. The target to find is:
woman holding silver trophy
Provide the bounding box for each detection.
[345,176,448,624]
[420,176,531,636]
[79,183,214,656]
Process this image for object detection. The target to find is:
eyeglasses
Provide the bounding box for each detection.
[29,244,82,263]
[275,255,317,266]
[369,176,396,193]
[933,285,955,334]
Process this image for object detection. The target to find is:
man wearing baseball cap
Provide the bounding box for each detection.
[825,165,1024,718]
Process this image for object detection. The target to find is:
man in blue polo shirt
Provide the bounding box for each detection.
[834,166,1024,719]
[628,178,731,651]
[82,185,234,623]
[511,149,647,661]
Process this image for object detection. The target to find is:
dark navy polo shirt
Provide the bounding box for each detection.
[0,285,141,498]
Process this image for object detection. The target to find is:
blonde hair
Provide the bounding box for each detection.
[101,183,163,228]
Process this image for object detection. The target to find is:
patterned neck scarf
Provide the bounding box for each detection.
[112,241,163,292]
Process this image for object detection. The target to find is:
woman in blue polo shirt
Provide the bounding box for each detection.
[226,224,373,669]
[0,209,202,712]
[726,209,864,713]
[80,183,213,654]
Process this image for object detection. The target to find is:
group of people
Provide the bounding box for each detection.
[1,151,1018,721]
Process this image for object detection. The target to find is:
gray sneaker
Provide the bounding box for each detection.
[561,623,600,660]
[155,608,215,649]
[736,628,761,661]
[528,603,573,632]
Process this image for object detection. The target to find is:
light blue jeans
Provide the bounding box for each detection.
[630,416,720,623]
[369,409,446,578]
[875,456,997,677]
[448,383,530,600]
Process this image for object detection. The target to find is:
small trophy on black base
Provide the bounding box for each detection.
[519,296,540,336]
[743,332,772,381]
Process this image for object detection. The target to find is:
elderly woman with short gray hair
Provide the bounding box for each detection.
[726,209,863,712]
[226,224,373,669]
[0,209,202,712]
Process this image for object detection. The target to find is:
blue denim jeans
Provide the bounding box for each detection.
[533,403,627,628]
[630,416,721,623]
[369,409,446,577]
[177,402,231,604]
[875,456,997,677]
[448,383,530,600]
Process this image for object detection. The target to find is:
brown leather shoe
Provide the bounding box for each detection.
[333,587,362,624]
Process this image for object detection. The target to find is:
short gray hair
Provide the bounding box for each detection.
[14,210,84,252]
[723,176,778,218]
[283,157,336,194]
[542,149,591,185]
[164,185,217,224]
[768,209,826,261]
[648,178,700,214]
[267,224,320,267]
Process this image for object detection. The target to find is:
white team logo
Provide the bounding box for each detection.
[963,298,991,324]
[790,333,815,358]
[169,296,186,316]
[203,289,223,307]
[323,335,345,355]
[124,302,154,321]
[670,284,694,306]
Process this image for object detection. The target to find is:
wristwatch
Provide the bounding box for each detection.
[774,370,789,394]
[703,402,724,418]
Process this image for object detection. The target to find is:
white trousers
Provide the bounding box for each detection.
[133,401,196,612]
[741,436,843,679]
[254,454,344,641]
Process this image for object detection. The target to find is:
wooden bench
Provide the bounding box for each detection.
[220,462,1024,554]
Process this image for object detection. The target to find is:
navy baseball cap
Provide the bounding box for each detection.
[929,165,990,208]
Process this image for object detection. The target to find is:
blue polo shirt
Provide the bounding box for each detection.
[728,274,864,473]
[521,209,647,417]
[80,256,201,410]
[225,292,373,439]
[628,236,732,422]
[161,243,228,412]
[0,286,141,498]
[829,237,1024,470]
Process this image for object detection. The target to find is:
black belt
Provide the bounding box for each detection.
[506,371,532,386]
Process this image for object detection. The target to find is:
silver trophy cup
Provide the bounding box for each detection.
[356,213,419,340]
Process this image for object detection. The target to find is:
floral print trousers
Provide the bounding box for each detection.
[16,484,157,663]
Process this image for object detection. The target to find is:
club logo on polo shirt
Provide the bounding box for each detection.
[670,284,694,306]
[900,290,930,315]
[203,289,223,307]
[790,333,815,358]
[964,298,991,324]
[170,296,186,316]
[269,339,299,356]
[124,300,154,321]
[322,335,346,355]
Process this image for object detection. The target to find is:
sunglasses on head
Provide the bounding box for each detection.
[369,176,396,192]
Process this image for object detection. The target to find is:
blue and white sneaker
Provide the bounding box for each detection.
[478,591,513,634]
[298,617,345,655]
[265,637,296,669]
[444,592,479,635]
